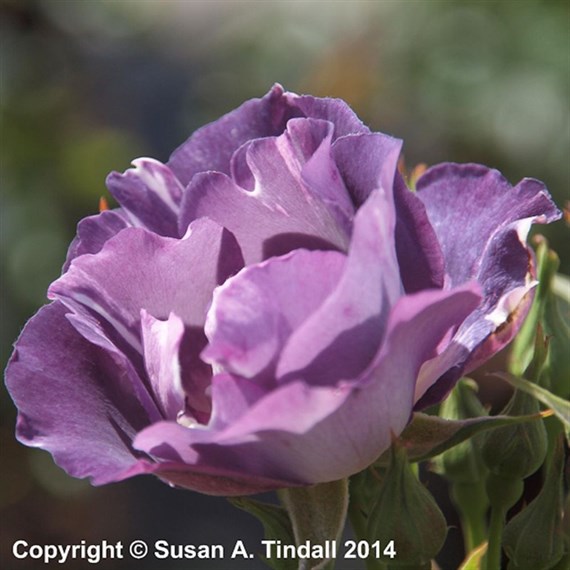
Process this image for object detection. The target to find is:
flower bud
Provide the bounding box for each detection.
[436,379,489,551]
[502,437,566,570]
[482,390,547,480]
[438,378,488,483]
[368,443,447,567]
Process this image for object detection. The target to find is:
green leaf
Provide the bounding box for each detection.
[230,497,297,570]
[458,542,488,570]
[278,479,348,570]
[494,373,570,441]
[375,411,546,465]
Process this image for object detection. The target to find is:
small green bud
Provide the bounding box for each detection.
[482,390,547,480]
[502,437,566,570]
[437,379,490,551]
[438,378,488,483]
[368,443,447,567]
[486,472,524,512]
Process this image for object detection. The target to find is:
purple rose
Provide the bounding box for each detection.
[5,85,560,495]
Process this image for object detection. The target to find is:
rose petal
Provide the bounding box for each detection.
[106,158,184,237]
[132,382,353,485]
[168,84,294,186]
[140,310,186,420]
[414,163,561,407]
[168,84,369,187]
[5,301,150,485]
[64,209,129,271]
[133,284,481,489]
[416,163,560,287]
[299,122,354,232]
[202,249,346,381]
[63,305,162,423]
[331,132,402,207]
[118,455,298,496]
[333,133,444,293]
[50,219,244,350]
[243,117,352,232]
[177,327,213,424]
[276,189,402,385]
[50,220,243,426]
[230,117,355,231]
[393,173,445,292]
[287,91,370,139]
[179,119,350,263]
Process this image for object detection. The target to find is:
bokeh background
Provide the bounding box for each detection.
[1,1,568,569]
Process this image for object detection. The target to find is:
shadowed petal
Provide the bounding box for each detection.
[141,310,186,420]
[393,173,445,292]
[332,132,402,207]
[332,134,443,293]
[332,133,444,293]
[179,119,350,263]
[50,219,244,353]
[202,249,346,381]
[118,455,299,497]
[133,284,481,490]
[50,220,244,427]
[5,301,151,485]
[414,163,561,407]
[276,189,402,385]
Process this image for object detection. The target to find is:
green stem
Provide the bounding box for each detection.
[348,501,386,570]
[451,482,488,552]
[484,473,524,570]
[486,505,506,570]
[410,461,419,479]
[464,512,487,554]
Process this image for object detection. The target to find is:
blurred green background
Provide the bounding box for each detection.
[1,1,568,569]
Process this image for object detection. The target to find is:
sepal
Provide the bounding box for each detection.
[481,390,548,480]
[230,497,297,570]
[278,479,348,570]
[495,373,570,443]
[375,410,545,466]
[368,442,447,567]
[435,378,488,483]
[502,437,567,570]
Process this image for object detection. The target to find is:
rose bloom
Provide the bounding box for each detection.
[5,85,560,495]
